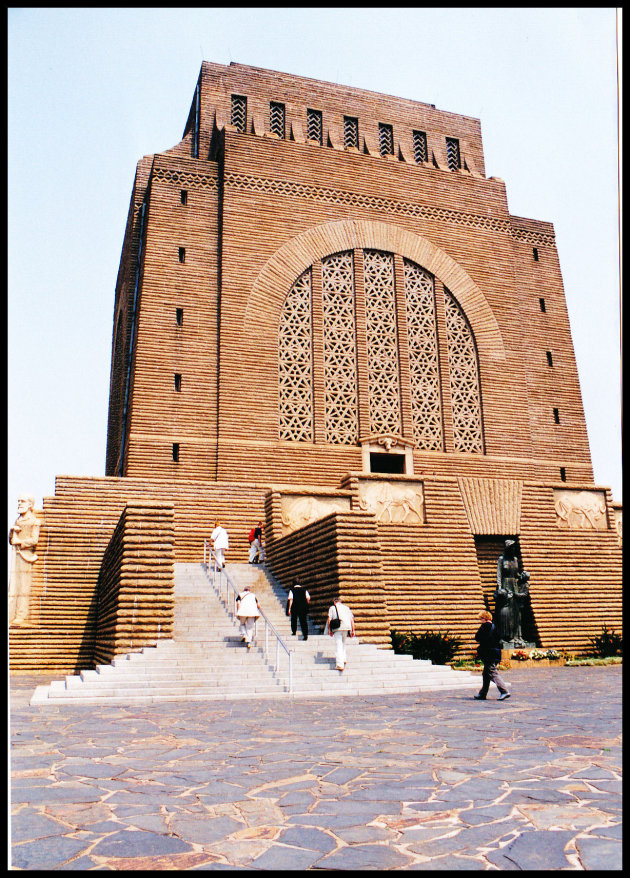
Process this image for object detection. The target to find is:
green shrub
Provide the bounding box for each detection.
[588,626,623,658]
[450,657,483,669]
[390,630,411,654]
[390,629,462,665]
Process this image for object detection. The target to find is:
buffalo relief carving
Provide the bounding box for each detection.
[358,480,425,525]
[554,490,608,531]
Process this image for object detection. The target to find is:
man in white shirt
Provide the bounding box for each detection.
[326,598,355,671]
[236,585,261,649]
[210,521,229,570]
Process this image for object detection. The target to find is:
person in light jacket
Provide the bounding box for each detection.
[326,598,355,671]
[248,521,265,564]
[210,521,229,570]
[236,585,261,649]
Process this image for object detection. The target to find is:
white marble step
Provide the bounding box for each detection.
[30,562,479,705]
[86,662,466,685]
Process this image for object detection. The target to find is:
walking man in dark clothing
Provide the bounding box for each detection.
[287,580,310,640]
[474,610,511,701]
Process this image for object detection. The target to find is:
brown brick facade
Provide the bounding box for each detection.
[10,62,620,673]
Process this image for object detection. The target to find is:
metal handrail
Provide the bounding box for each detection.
[203,541,293,694]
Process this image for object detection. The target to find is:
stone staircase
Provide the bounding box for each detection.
[30,562,479,706]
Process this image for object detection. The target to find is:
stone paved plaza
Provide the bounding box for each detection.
[9,665,621,870]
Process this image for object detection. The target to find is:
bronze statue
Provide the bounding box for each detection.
[494,539,532,646]
[494,539,519,643]
[512,570,530,645]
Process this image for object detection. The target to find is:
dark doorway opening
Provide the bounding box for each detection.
[370,452,405,474]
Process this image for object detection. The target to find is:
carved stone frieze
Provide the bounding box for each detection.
[358,479,425,525]
[280,494,350,536]
[554,490,608,530]
[457,477,522,535]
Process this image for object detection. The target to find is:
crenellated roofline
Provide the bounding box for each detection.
[182,60,486,177]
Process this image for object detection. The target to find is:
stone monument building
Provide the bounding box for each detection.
[10,62,622,673]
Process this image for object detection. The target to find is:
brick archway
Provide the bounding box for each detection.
[244,218,506,365]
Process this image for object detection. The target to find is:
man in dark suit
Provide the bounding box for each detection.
[474,610,511,701]
[287,580,310,641]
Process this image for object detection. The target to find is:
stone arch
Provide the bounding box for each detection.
[244,218,506,364]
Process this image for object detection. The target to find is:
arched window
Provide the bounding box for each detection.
[278,268,313,441]
[444,289,484,453]
[322,251,359,444]
[278,249,484,454]
[364,249,401,435]
[404,259,442,451]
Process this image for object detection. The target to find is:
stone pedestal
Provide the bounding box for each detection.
[500,641,536,652]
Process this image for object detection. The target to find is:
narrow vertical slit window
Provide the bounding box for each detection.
[378,123,394,156]
[446,137,461,171]
[546,351,553,367]
[539,297,546,313]
[306,108,323,144]
[230,94,247,132]
[178,247,186,264]
[553,407,560,424]
[180,189,188,205]
[413,130,428,163]
[176,308,184,326]
[174,373,182,392]
[269,101,286,138]
[533,247,539,261]
[560,466,567,482]
[344,116,359,150]
[172,443,180,462]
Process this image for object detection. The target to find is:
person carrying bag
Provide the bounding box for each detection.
[326,598,355,671]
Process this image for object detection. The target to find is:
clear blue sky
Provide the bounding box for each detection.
[8,8,621,542]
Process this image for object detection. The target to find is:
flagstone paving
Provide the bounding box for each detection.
[9,665,621,870]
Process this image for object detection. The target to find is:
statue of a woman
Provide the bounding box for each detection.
[494,539,519,643]
[512,570,530,645]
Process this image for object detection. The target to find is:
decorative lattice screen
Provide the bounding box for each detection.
[364,250,401,435]
[404,260,443,450]
[306,109,323,144]
[270,102,285,139]
[379,124,394,156]
[344,117,359,150]
[278,252,484,454]
[322,251,359,444]
[230,95,247,133]
[278,269,314,441]
[413,130,428,164]
[444,289,484,452]
[446,137,461,171]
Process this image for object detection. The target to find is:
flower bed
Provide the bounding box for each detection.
[498,648,566,668]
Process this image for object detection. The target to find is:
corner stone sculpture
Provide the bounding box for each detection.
[8,494,40,626]
[494,539,535,649]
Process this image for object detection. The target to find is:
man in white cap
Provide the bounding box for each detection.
[236,585,261,649]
